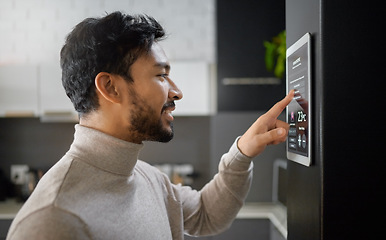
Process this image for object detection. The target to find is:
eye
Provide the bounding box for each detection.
[157,74,168,80]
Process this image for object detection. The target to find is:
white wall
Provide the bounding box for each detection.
[0,0,215,65]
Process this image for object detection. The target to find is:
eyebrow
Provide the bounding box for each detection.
[154,62,170,71]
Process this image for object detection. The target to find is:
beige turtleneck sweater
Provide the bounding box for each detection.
[7,125,253,240]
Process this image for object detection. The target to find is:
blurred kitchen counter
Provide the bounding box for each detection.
[237,202,287,238]
[0,199,23,219]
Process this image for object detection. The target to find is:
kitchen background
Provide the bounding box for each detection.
[0,0,286,239]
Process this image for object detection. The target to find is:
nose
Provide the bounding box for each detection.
[168,78,183,100]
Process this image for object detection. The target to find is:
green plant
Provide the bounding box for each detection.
[263,30,286,79]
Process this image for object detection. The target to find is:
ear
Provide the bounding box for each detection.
[94,72,121,104]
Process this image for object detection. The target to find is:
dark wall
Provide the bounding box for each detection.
[286,0,385,239]
[321,1,384,239]
[217,0,286,111]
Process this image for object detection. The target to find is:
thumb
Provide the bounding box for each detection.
[238,127,288,157]
[276,128,286,137]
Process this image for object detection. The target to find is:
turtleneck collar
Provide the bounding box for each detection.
[67,124,144,176]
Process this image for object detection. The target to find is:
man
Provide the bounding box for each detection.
[7,11,293,240]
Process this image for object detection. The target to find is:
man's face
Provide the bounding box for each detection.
[122,42,183,143]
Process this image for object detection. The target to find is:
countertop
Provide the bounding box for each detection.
[0,199,23,219]
[0,200,287,238]
[237,202,287,238]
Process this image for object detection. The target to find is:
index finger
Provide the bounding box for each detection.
[266,89,294,118]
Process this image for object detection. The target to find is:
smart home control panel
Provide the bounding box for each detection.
[286,33,312,166]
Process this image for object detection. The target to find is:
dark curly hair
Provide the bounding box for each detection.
[60,11,165,115]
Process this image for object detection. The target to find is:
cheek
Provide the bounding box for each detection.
[139,82,169,110]
[151,81,169,98]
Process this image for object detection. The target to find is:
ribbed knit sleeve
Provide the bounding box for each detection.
[180,137,253,237]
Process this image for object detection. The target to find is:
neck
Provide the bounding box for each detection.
[79,112,144,144]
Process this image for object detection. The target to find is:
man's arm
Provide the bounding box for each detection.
[181,91,294,236]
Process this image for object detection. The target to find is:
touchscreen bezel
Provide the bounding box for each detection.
[286,33,312,166]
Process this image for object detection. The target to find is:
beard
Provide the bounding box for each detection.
[131,113,174,143]
[127,91,174,143]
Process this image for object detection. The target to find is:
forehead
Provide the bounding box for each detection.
[130,42,170,78]
[141,42,169,68]
[149,42,168,62]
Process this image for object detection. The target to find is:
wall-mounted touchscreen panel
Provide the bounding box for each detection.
[286,33,311,166]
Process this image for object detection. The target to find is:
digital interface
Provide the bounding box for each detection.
[286,33,311,166]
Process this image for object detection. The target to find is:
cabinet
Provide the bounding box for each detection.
[216,0,285,111]
[170,61,214,116]
[0,220,11,240]
[0,61,213,120]
[38,64,78,122]
[0,65,39,116]
[0,64,77,121]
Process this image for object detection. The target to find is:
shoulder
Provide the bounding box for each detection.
[7,206,91,240]
[11,156,74,223]
[8,156,92,240]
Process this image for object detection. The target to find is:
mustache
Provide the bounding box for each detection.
[162,101,175,111]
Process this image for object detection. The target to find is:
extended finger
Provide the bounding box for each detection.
[266,90,294,119]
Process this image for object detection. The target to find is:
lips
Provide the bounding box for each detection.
[162,102,176,113]
[162,102,176,121]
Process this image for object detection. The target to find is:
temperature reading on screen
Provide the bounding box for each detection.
[297,111,307,122]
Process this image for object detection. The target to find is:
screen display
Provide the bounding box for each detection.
[286,33,311,166]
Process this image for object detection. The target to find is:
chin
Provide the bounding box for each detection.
[157,123,174,143]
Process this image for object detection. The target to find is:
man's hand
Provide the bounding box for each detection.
[237,90,294,158]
